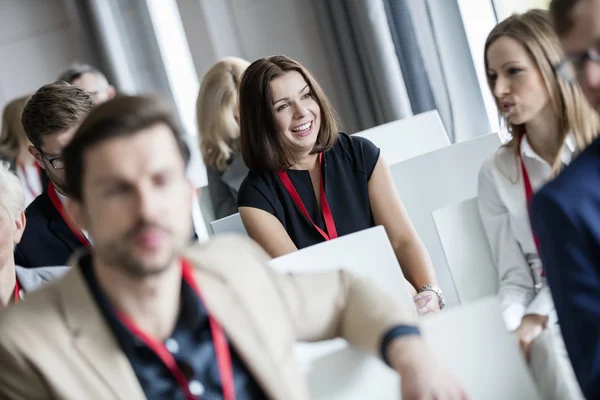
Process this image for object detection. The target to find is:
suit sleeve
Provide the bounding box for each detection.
[0,335,51,400]
[531,189,600,398]
[243,239,418,359]
[13,245,29,269]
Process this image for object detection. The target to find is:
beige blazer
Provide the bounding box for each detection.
[0,235,415,400]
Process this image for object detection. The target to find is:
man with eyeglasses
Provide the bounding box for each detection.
[57,64,116,104]
[528,1,600,398]
[14,82,95,268]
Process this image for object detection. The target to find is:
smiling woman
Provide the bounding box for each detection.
[237,55,444,316]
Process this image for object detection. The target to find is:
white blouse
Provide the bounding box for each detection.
[477,135,575,331]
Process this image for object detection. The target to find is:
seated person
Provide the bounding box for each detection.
[57,63,116,104]
[478,9,595,399]
[237,55,442,315]
[0,162,67,310]
[529,0,600,397]
[0,95,467,400]
[14,82,95,268]
[197,57,250,219]
[0,95,46,206]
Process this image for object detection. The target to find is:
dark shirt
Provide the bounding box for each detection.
[530,136,600,399]
[80,255,267,400]
[238,133,380,249]
[14,188,84,268]
[207,153,248,220]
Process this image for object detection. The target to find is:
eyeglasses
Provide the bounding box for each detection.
[37,149,65,170]
[555,46,600,83]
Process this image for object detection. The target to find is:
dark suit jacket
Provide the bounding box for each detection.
[207,153,248,220]
[14,188,84,268]
[531,136,600,399]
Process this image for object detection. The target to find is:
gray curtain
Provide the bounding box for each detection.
[63,0,137,93]
[313,0,413,133]
[384,0,437,115]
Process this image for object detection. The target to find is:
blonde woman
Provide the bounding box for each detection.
[478,9,599,399]
[0,162,67,310]
[0,96,45,206]
[197,57,250,219]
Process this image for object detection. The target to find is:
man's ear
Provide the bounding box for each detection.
[65,198,87,230]
[28,146,45,170]
[13,211,26,245]
[107,85,117,100]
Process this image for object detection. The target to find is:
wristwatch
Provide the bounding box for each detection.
[418,285,446,310]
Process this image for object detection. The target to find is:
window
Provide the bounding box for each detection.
[493,0,551,20]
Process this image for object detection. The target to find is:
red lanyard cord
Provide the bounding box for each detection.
[47,182,91,247]
[116,259,236,400]
[519,133,545,277]
[13,278,20,304]
[277,153,338,241]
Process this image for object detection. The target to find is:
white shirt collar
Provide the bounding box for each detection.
[53,186,92,242]
[519,134,575,167]
[54,187,69,205]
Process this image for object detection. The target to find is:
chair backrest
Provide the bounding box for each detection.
[354,110,450,165]
[432,198,498,304]
[268,226,414,307]
[421,296,540,399]
[210,212,247,236]
[268,226,415,400]
[389,133,502,306]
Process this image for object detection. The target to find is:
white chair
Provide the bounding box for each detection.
[268,226,415,400]
[354,110,450,165]
[389,133,502,306]
[432,198,498,304]
[210,212,247,236]
[421,296,540,399]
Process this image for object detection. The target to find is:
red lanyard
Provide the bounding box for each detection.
[13,278,20,304]
[277,153,338,241]
[18,163,41,200]
[47,182,91,247]
[519,134,545,276]
[116,259,236,400]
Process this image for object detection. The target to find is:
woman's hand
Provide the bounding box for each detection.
[514,314,548,359]
[413,291,441,316]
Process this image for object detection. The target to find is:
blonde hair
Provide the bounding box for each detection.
[0,95,30,163]
[197,57,250,171]
[0,162,25,220]
[484,9,600,176]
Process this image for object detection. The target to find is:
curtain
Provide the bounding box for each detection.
[383,0,437,115]
[312,0,413,133]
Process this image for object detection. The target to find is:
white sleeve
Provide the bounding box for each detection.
[477,162,536,331]
[525,285,557,324]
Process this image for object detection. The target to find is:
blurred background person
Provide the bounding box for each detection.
[0,162,67,311]
[479,9,596,399]
[57,63,116,104]
[0,95,45,207]
[196,57,250,219]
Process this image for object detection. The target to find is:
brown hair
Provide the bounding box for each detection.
[197,57,250,171]
[484,9,600,176]
[239,55,339,171]
[0,95,30,162]
[21,81,95,149]
[550,0,581,37]
[63,95,190,201]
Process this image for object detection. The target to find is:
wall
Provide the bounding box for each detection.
[177,0,354,132]
[0,0,92,113]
